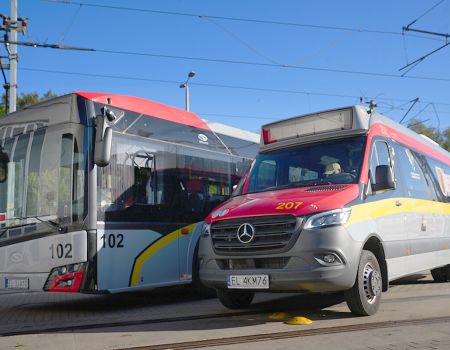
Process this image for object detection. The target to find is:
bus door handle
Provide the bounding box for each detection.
[395,200,402,207]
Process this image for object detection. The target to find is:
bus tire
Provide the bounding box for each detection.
[431,265,450,282]
[217,289,254,309]
[345,250,382,316]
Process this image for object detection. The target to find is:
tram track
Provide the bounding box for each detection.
[119,315,450,350]
[2,290,450,337]
[0,292,346,337]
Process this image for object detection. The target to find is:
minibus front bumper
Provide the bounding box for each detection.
[199,225,362,293]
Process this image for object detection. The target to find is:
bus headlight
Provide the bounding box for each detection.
[304,208,351,229]
[202,223,211,237]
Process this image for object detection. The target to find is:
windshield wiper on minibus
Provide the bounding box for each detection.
[297,179,333,187]
[20,215,67,233]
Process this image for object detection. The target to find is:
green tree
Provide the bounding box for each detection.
[407,118,450,152]
[0,90,57,116]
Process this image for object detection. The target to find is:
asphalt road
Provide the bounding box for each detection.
[1,273,450,350]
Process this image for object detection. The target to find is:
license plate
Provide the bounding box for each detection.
[5,278,29,290]
[227,274,269,289]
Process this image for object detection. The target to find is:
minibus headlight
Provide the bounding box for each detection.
[202,222,211,237]
[304,208,351,229]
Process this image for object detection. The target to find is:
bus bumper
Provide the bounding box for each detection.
[199,225,362,293]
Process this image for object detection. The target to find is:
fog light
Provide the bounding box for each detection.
[313,253,342,266]
[323,254,336,263]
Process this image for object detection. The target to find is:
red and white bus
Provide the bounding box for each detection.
[199,105,450,315]
[0,92,258,294]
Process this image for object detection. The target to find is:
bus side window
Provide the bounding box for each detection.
[418,154,450,202]
[369,141,394,192]
[395,146,428,200]
[133,152,155,205]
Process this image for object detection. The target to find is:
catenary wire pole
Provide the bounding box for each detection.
[9,0,17,113]
[1,0,27,113]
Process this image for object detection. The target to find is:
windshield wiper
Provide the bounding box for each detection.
[28,215,67,233]
[297,179,333,187]
[18,215,67,233]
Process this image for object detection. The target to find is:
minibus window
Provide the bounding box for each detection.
[396,146,428,199]
[369,141,392,184]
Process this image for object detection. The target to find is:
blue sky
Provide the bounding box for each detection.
[3,0,450,132]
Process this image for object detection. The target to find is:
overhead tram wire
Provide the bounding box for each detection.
[0,39,94,51]
[5,38,450,83]
[400,0,449,75]
[404,0,447,30]
[45,0,442,42]
[20,67,450,114]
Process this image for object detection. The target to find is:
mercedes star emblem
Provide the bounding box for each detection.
[237,223,255,244]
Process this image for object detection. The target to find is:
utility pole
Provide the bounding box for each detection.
[0,0,27,114]
[9,0,17,113]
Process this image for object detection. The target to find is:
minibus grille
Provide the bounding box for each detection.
[216,257,290,270]
[211,215,300,254]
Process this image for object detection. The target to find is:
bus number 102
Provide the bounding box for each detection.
[49,243,73,259]
[100,234,124,248]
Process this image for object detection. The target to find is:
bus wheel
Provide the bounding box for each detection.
[345,250,382,316]
[431,265,450,282]
[217,289,254,309]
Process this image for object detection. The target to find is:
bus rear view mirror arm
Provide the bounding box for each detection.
[371,165,395,192]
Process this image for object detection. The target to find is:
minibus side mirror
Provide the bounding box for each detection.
[94,114,113,167]
[372,165,395,192]
[0,148,9,183]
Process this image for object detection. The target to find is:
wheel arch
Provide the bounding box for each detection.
[362,234,388,292]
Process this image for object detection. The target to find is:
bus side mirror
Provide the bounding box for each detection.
[372,165,395,192]
[94,114,113,167]
[0,149,8,183]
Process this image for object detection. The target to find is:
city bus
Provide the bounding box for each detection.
[199,105,450,315]
[0,92,259,294]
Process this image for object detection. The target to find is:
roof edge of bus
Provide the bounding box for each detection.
[74,91,210,131]
[370,111,450,158]
[261,105,365,128]
[203,119,260,143]
[0,93,79,125]
[260,104,449,163]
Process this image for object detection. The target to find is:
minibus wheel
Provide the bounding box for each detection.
[216,289,255,309]
[431,265,450,282]
[345,250,382,316]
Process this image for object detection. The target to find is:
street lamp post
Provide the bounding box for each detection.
[179,71,196,112]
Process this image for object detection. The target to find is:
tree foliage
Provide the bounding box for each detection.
[0,90,56,116]
[407,118,450,152]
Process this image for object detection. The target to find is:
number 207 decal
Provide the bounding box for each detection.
[275,201,303,210]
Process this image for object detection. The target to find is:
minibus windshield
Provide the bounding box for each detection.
[246,136,366,193]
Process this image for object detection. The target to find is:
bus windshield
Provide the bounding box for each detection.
[0,125,85,239]
[246,136,366,193]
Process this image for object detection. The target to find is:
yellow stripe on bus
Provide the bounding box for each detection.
[130,223,196,287]
[346,198,450,227]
